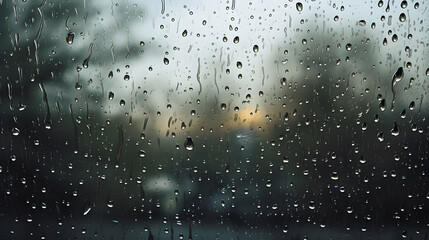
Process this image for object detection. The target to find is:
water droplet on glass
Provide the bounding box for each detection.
[331,172,339,180]
[409,101,415,110]
[139,150,146,158]
[236,61,242,69]
[358,20,366,26]
[377,132,384,142]
[399,13,406,22]
[66,32,74,44]
[308,201,315,209]
[184,137,194,151]
[233,36,239,43]
[164,57,169,65]
[426,68,429,75]
[82,58,89,69]
[346,43,352,51]
[182,30,187,37]
[124,74,130,81]
[379,99,386,111]
[296,2,303,12]
[391,121,399,136]
[400,109,406,118]
[12,127,20,136]
[220,103,226,110]
[108,71,113,78]
[120,99,125,106]
[253,45,259,53]
[108,91,114,100]
[401,0,408,8]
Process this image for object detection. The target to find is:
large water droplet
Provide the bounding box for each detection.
[184,137,194,150]
[182,30,187,37]
[253,45,259,53]
[399,13,406,22]
[233,36,239,44]
[139,150,146,158]
[66,32,74,44]
[393,67,404,83]
[296,2,303,12]
[391,121,399,136]
[379,99,386,111]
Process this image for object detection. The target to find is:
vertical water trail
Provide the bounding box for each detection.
[39,82,51,129]
[196,58,202,95]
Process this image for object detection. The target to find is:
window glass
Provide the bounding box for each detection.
[1,0,428,238]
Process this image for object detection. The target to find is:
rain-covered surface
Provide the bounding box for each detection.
[1,0,429,239]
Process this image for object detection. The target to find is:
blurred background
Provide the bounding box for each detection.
[0,0,429,239]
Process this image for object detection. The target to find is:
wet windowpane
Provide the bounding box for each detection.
[1,0,429,239]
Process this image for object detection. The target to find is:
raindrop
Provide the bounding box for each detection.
[391,121,399,136]
[296,2,303,12]
[358,20,366,26]
[108,71,113,78]
[308,201,315,209]
[236,61,242,69]
[253,45,259,53]
[108,92,114,100]
[331,172,339,180]
[346,43,352,51]
[399,13,406,22]
[182,30,188,37]
[164,57,169,65]
[233,36,239,43]
[120,100,125,106]
[220,103,227,110]
[400,109,406,118]
[377,132,384,142]
[139,150,146,158]
[409,101,415,110]
[379,99,386,111]
[184,137,194,150]
[124,75,130,81]
[12,127,20,136]
[66,32,75,44]
[401,0,407,8]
